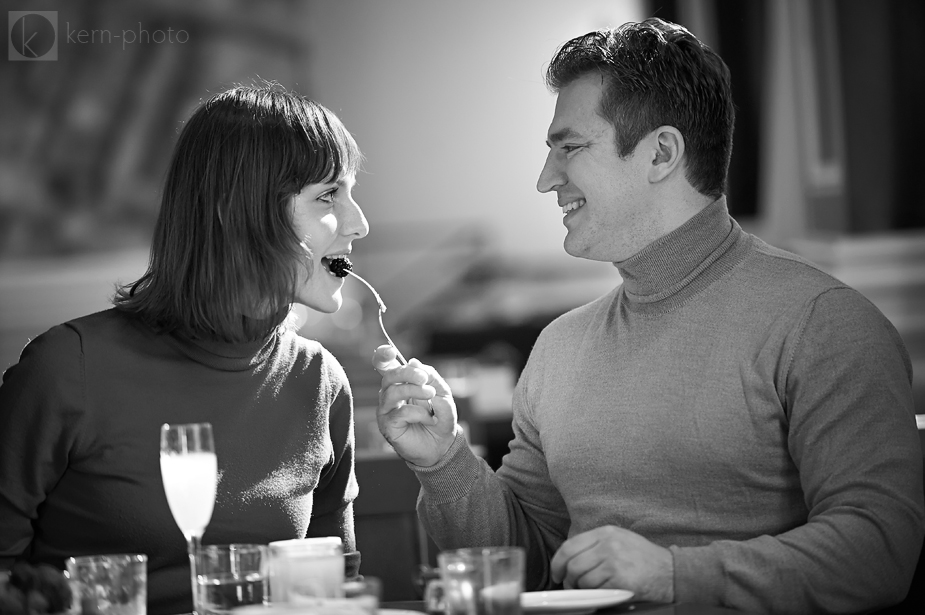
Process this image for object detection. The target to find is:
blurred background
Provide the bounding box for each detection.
[2,0,924,598]
[3,0,925,451]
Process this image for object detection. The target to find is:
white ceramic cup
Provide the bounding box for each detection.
[267,537,345,604]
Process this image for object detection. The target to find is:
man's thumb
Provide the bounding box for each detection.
[372,344,401,373]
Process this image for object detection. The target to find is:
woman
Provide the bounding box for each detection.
[0,84,369,615]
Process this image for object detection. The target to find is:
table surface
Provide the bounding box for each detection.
[380,600,755,615]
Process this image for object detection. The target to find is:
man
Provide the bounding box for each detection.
[374,19,923,613]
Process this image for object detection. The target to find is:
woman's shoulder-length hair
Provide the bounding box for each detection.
[113,83,362,343]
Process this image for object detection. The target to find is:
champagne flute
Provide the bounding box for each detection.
[160,422,218,615]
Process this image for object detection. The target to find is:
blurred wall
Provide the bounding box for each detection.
[1,0,922,412]
[303,0,642,262]
[0,0,640,371]
[0,0,321,369]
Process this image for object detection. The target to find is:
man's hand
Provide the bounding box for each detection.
[550,526,674,603]
[372,344,459,467]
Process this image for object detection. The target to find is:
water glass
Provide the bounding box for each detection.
[196,544,268,615]
[65,554,147,615]
[267,537,344,604]
[342,577,381,615]
[437,547,524,615]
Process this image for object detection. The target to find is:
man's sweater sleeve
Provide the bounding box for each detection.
[413,338,571,591]
[671,288,924,614]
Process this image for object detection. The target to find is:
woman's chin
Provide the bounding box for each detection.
[313,295,342,315]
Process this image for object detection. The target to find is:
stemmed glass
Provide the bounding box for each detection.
[160,422,218,615]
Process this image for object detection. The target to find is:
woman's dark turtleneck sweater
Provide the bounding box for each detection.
[0,309,360,615]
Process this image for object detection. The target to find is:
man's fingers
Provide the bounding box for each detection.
[379,364,430,389]
[559,547,606,590]
[550,532,600,583]
[416,362,453,396]
[379,383,436,410]
[566,558,610,590]
[372,344,401,373]
[379,400,439,426]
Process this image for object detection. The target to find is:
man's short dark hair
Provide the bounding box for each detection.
[546,18,735,199]
[114,84,362,342]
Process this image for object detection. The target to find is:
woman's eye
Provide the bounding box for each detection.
[318,188,338,203]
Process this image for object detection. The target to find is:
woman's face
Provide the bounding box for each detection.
[290,174,369,313]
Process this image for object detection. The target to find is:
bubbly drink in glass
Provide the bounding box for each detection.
[160,423,218,615]
[160,452,217,537]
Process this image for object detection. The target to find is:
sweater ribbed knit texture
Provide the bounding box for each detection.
[0,309,359,615]
[413,199,923,614]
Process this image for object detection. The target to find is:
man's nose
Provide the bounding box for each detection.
[537,150,565,193]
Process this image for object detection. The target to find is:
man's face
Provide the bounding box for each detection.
[537,73,654,262]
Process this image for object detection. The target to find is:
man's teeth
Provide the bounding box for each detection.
[561,199,585,214]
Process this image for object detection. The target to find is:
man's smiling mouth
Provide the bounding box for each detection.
[561,198,586,214]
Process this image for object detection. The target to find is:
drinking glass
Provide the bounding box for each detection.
[160,422,218,615]
[436,547,524,615]
[196,545,268,615]
[66,554,147,615]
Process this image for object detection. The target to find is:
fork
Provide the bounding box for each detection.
[345,269,408,366]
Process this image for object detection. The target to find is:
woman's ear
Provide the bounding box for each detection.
[647,126,685,183]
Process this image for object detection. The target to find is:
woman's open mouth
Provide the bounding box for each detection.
[321,255,352,277]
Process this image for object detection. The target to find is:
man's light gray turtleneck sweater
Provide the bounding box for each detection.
[412,198,923,614]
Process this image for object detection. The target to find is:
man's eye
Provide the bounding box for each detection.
[562,144,582,154]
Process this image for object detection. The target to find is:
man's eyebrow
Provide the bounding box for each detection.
[546,128,582,147]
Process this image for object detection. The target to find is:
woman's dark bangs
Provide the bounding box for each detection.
[292,104,362,190]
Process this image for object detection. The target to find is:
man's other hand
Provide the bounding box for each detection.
[551,526,674,603]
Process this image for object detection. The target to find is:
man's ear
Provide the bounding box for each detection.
[648,126,684,183]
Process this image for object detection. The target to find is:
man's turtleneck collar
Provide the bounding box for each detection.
[614,197,746,312]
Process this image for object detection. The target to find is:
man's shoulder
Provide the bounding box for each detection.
[736,234,855,299]
[745,235,831,276]
[538,286,621,342]
[727,235,900,338]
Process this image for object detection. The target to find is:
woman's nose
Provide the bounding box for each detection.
[345,198,370,239]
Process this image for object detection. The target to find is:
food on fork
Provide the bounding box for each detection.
[325,256,353,278]
[300,248,405,362]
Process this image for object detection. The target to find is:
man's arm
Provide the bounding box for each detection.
[671,288,924,613]
[374,340,572,591]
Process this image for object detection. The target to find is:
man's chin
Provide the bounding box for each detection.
[563,239,600,261]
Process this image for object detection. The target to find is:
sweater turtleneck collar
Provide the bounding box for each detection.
[614,197,745,311]
[167,329,281,372]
